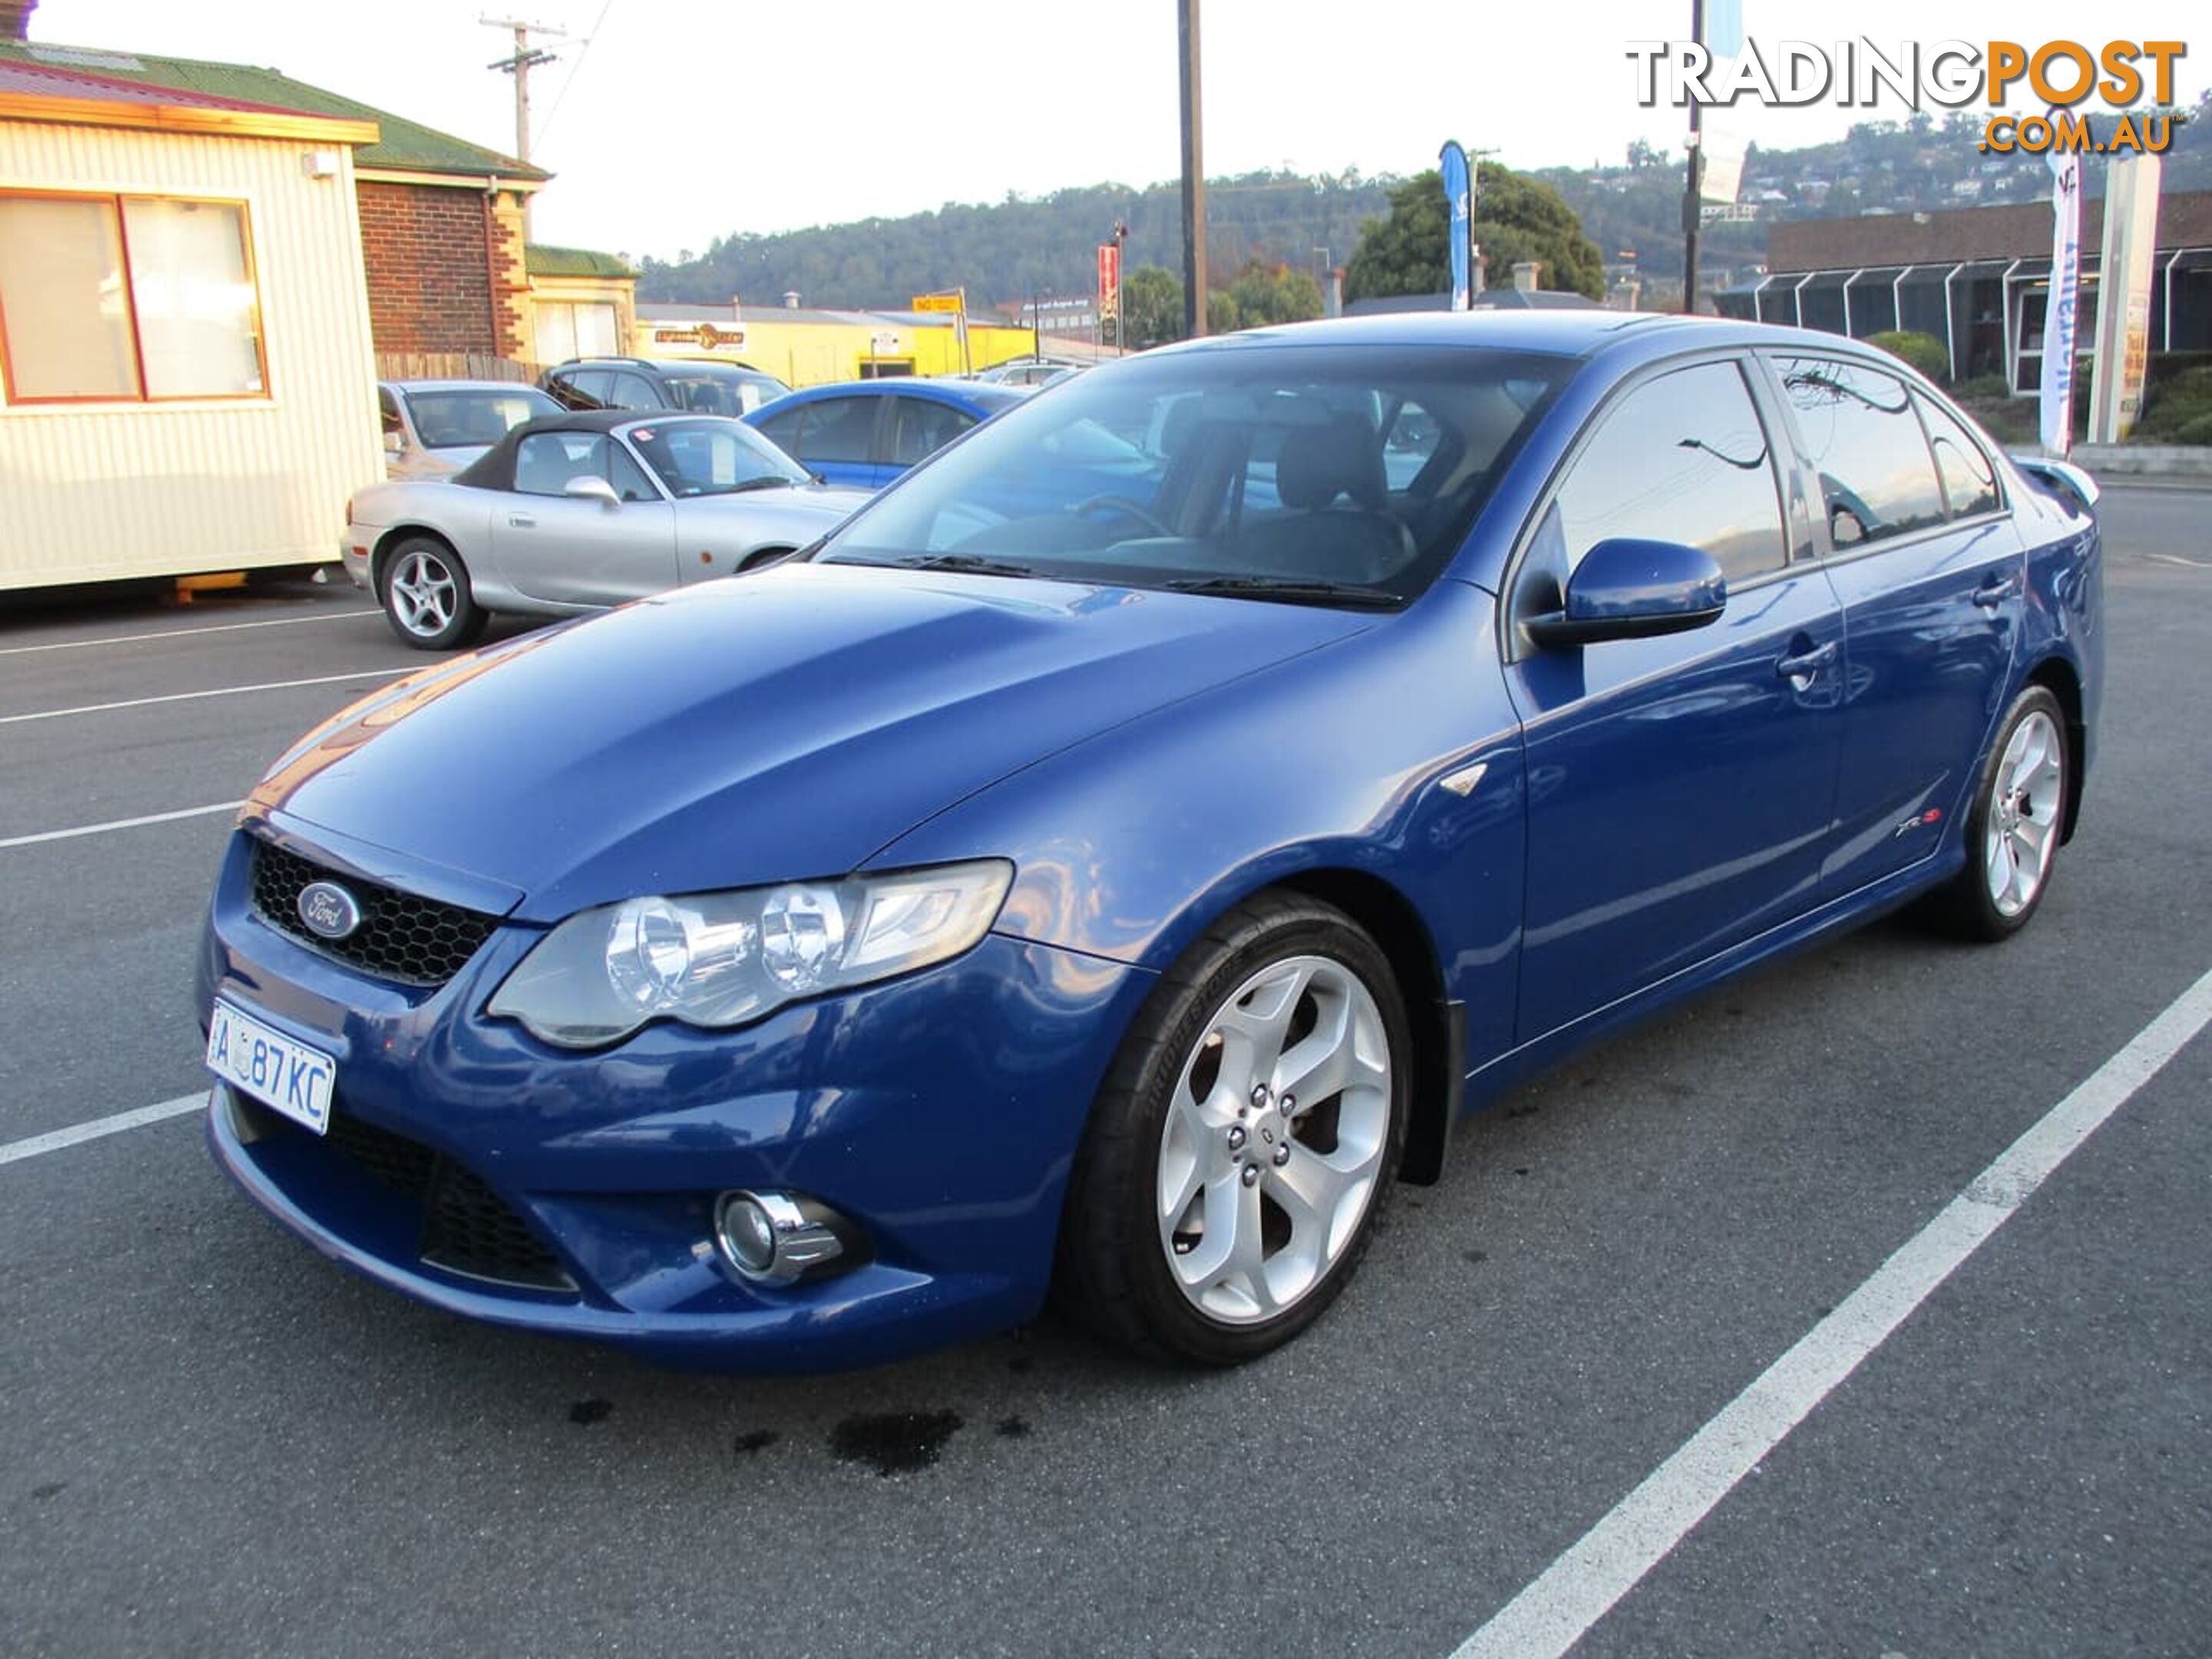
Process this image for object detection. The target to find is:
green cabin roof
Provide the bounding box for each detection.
[0,38,549,181]
[526,244,633,279]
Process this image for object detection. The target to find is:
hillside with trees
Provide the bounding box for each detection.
[637,94,2212,316]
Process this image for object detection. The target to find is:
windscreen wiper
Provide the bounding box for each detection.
[880,553,1038,578]
[1163,575,1401,609]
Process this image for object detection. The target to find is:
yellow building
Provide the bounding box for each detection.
[634,302,1055,387]
[0,56,383,589]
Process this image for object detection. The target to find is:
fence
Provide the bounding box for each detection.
[373,353,541,384]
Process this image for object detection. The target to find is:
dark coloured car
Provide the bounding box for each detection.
[743,379,1028,488]
[542,356,791,419]
[204,313,2101,1372]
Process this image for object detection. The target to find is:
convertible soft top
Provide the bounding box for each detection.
[449,409,716,493]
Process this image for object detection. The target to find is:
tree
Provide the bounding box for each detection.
[1119,264,1184,349]
[1344,164,1607,303]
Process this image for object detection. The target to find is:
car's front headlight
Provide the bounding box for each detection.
[487,860,1013,1049]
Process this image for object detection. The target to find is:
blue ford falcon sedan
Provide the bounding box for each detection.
[199,313,2101,1371]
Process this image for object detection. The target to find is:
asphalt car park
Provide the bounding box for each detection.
[2,482,2207,1657]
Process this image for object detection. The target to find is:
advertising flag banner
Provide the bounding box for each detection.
[1440,141,1472,312]
[2089,151,2163,442]
[2039,145,2081,455]
[1098,243,1121,322]
[1704,0,1744,59]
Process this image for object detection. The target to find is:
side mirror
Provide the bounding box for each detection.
[1526,538,1727,649]
[382,430,404,457]
[564,475,621,508]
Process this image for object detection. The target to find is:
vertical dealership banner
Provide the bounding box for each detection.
[2040,144,2082,456]
[1097,243,1121,323]
[2089,151,2164,443]
[1440,141,1472,311]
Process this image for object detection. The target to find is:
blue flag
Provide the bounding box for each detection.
[1440,141,1471,311]
[1704,0,1743,58]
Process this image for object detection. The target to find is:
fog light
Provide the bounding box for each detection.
[714,1189,849,1286]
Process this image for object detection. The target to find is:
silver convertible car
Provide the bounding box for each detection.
[343,411,872,648]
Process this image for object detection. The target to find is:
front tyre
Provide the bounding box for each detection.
[1061,894,1409,1365]
[379,535,487,651]
[1936,685,2070,941]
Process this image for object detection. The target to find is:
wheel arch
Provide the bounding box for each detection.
[2022,654,2085,843]
[370,524,463,596]
[1261,866,1461,1187]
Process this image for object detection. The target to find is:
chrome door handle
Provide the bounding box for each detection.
[1972,574,2021,608]
[508,513,537,529]
[1773,641,1836,680]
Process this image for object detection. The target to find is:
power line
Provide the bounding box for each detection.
[533,0,618,153]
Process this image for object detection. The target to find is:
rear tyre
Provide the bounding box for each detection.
[1932,685,2069,942]
[379,535,487,651]
[1059,893,1409,1365]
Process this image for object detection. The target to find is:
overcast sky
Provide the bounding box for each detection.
[30,1,2210,260]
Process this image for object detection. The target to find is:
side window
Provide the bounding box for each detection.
[1382,399,1442,491]
[1916,395,2000,519]
[800,396,879,464]
[608,373,661,411]
[753,406,807,457]
[889,398,976,465]
[513,432,602,496]
[1551,360,1788,585]
[606,442,658,502]
[1774,358,1946,549]
[548,369,614,411]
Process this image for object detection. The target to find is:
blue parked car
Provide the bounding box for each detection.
[198,313,2101,1371]
[742,378,1028,488]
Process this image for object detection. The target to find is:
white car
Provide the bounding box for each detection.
[379,379,564,480]
[344,411,871,648]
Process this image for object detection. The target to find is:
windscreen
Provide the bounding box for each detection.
[625,417,811,495]
[816,343,1571,606]
[404,387,561,449]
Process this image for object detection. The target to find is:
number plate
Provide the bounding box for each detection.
[205,999,337,1135]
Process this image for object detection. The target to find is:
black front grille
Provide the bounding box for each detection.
[422,1161,575,1291]
[250,839,499,988]
[268,1101,575,1296]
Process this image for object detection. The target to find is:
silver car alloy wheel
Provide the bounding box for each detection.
[1985,707,2065,918]
[387,547,458,640]
[1155,954,1392,1324]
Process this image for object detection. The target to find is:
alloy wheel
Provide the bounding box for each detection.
[1155,954,1392,1323]
[1984,707,2064,918]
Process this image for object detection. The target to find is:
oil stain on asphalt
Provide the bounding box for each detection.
[830,1409,965,1475]
[733,1429,779,1456]
[568,1398,614,1426]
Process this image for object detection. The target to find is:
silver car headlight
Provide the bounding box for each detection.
[488,860,1014,1049]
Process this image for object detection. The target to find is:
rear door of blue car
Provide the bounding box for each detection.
[1760,354,2024,899]
[1501,353,1846,1041]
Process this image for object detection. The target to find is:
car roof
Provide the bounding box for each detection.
[446,410,751,490]
[752,379,1028,412]
[1150,310,1890,366]
[381,379,555,393]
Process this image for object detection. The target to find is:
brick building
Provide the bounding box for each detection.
[0,11,549,363]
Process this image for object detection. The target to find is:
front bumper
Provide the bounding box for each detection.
[198,826,1150,1371]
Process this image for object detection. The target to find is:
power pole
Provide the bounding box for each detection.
[1177,0,1207,339]
[483,15,564,236]
[1679,0,1704,313]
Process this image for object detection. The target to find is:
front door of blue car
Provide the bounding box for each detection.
[1502,356,1846,1041]
[757,395,886,488]
[1763,356,2025,897]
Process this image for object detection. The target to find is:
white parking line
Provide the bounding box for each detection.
[0,1092,206,1168]
[0,668,396,726]
[0,608,378,656]
[1452,960,2212,1659]
[0,801,243,849]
